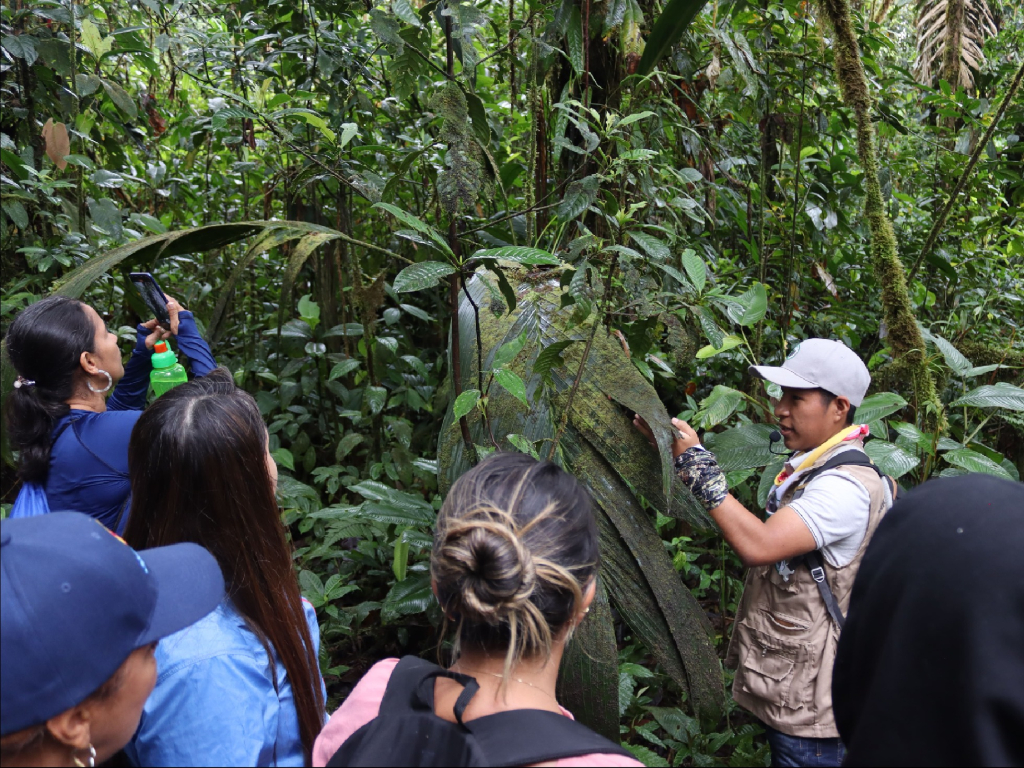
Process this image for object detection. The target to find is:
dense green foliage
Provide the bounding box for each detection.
[2,0,1023,761]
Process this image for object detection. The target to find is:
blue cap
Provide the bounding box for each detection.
[1,512,225,735]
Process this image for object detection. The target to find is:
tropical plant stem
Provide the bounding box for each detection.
[817,0,944,431]
[907,58,1024,284]
[442,9,477,463]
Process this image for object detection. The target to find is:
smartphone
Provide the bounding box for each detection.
[129,272,170,326]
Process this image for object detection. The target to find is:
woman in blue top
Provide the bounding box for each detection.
[122,369,327,767]
[5,295,216,532]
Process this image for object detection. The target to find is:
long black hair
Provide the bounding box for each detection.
[5,296,95,484]
[123,369,325,759]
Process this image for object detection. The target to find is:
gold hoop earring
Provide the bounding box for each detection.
[87,370,113,394]
[72,744,96,767]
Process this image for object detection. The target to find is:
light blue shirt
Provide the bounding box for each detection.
[126,598,325,767]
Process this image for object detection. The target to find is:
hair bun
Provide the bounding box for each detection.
[438,515,536,623]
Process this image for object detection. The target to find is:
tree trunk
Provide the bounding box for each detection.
[940,0,966,89]
[816,0,945,431]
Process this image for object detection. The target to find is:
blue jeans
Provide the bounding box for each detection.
[764,725,845,767]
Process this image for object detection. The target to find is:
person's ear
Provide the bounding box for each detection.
[79,349,100,377]
[833,396,851,424]
[579,578,597,620]
[46,704,92,751]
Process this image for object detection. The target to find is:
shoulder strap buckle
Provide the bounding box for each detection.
[809,566,826,583]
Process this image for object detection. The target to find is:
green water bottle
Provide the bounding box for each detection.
[150,340,188,396]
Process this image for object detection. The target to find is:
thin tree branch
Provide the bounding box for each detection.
[907,58,1024,283]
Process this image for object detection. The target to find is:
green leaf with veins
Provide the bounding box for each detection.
[453,389,481,419]
[494,368,528,407]
[393,261,457,292]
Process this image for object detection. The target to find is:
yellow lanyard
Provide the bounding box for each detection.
[774,425,866,486]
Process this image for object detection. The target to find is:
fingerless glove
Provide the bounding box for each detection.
[674,447,728,512]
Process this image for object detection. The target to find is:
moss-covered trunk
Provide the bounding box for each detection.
[817,0,944,430]
[940,0,966,89]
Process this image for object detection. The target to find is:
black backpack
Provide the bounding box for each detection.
[327,656,634,767]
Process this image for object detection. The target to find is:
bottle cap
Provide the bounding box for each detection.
[151,341,178,369]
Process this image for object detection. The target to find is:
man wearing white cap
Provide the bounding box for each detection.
[634,338,893,767]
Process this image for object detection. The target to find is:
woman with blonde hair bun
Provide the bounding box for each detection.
[313,452,642,767]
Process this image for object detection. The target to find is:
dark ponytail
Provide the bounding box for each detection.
[5,296,95,484]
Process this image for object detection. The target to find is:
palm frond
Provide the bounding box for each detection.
[913,0,999,89]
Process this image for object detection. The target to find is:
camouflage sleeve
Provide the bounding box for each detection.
[674,447,729,512]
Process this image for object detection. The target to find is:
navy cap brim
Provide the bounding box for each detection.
[135,542,224,645]
[748,364,818,390]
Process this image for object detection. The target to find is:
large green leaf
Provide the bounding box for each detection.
[695,334,743,360]
[567,6,585,76]
[490,329,529,369]
[452,389,481,419]
[436,270,724,732]
[889,421,933,454]
[703,422,777,471]
[572,444,724,728]
[364,385,387,415]
[757,458,787,507]
[942,448,1014,479]
[329,359,361,380]
[557,582,620,741]
[681,249,706,293]
[950,383,1024,412]
[734,283,768,327]
[373,202,454,259]
[863,439,920,479]
[856,392,908,424]
[51,222,269,299]
[494,368,528,406]
[557,175,601,219]
[930,333,972,375]
[637,0,712,76]
[629,231,671,261]
[696,385,745,429]
[531,340,580,382]
[381,572,433,623]
[471,246,560,266]
[393,261,457,292]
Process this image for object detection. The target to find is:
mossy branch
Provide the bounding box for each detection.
[907,59,1024,284]
[817,0,945,431]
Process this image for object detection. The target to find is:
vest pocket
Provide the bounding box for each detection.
[736,629,811,710]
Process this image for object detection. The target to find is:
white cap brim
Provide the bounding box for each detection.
[748,365,819,390]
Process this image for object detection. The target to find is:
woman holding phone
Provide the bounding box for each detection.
[5,292,216,533]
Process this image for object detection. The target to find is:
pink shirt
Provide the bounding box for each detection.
[313,659,643,767]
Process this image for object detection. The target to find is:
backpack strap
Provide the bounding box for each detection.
[789,449,892,630]
[467,709,634,766]
[790,449,883,499]
[803,548,846,630]
[381,656,480,726]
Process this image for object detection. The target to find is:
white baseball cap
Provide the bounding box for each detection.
[749,338,871,406]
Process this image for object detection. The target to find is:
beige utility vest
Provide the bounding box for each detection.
[725,439,890,738]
